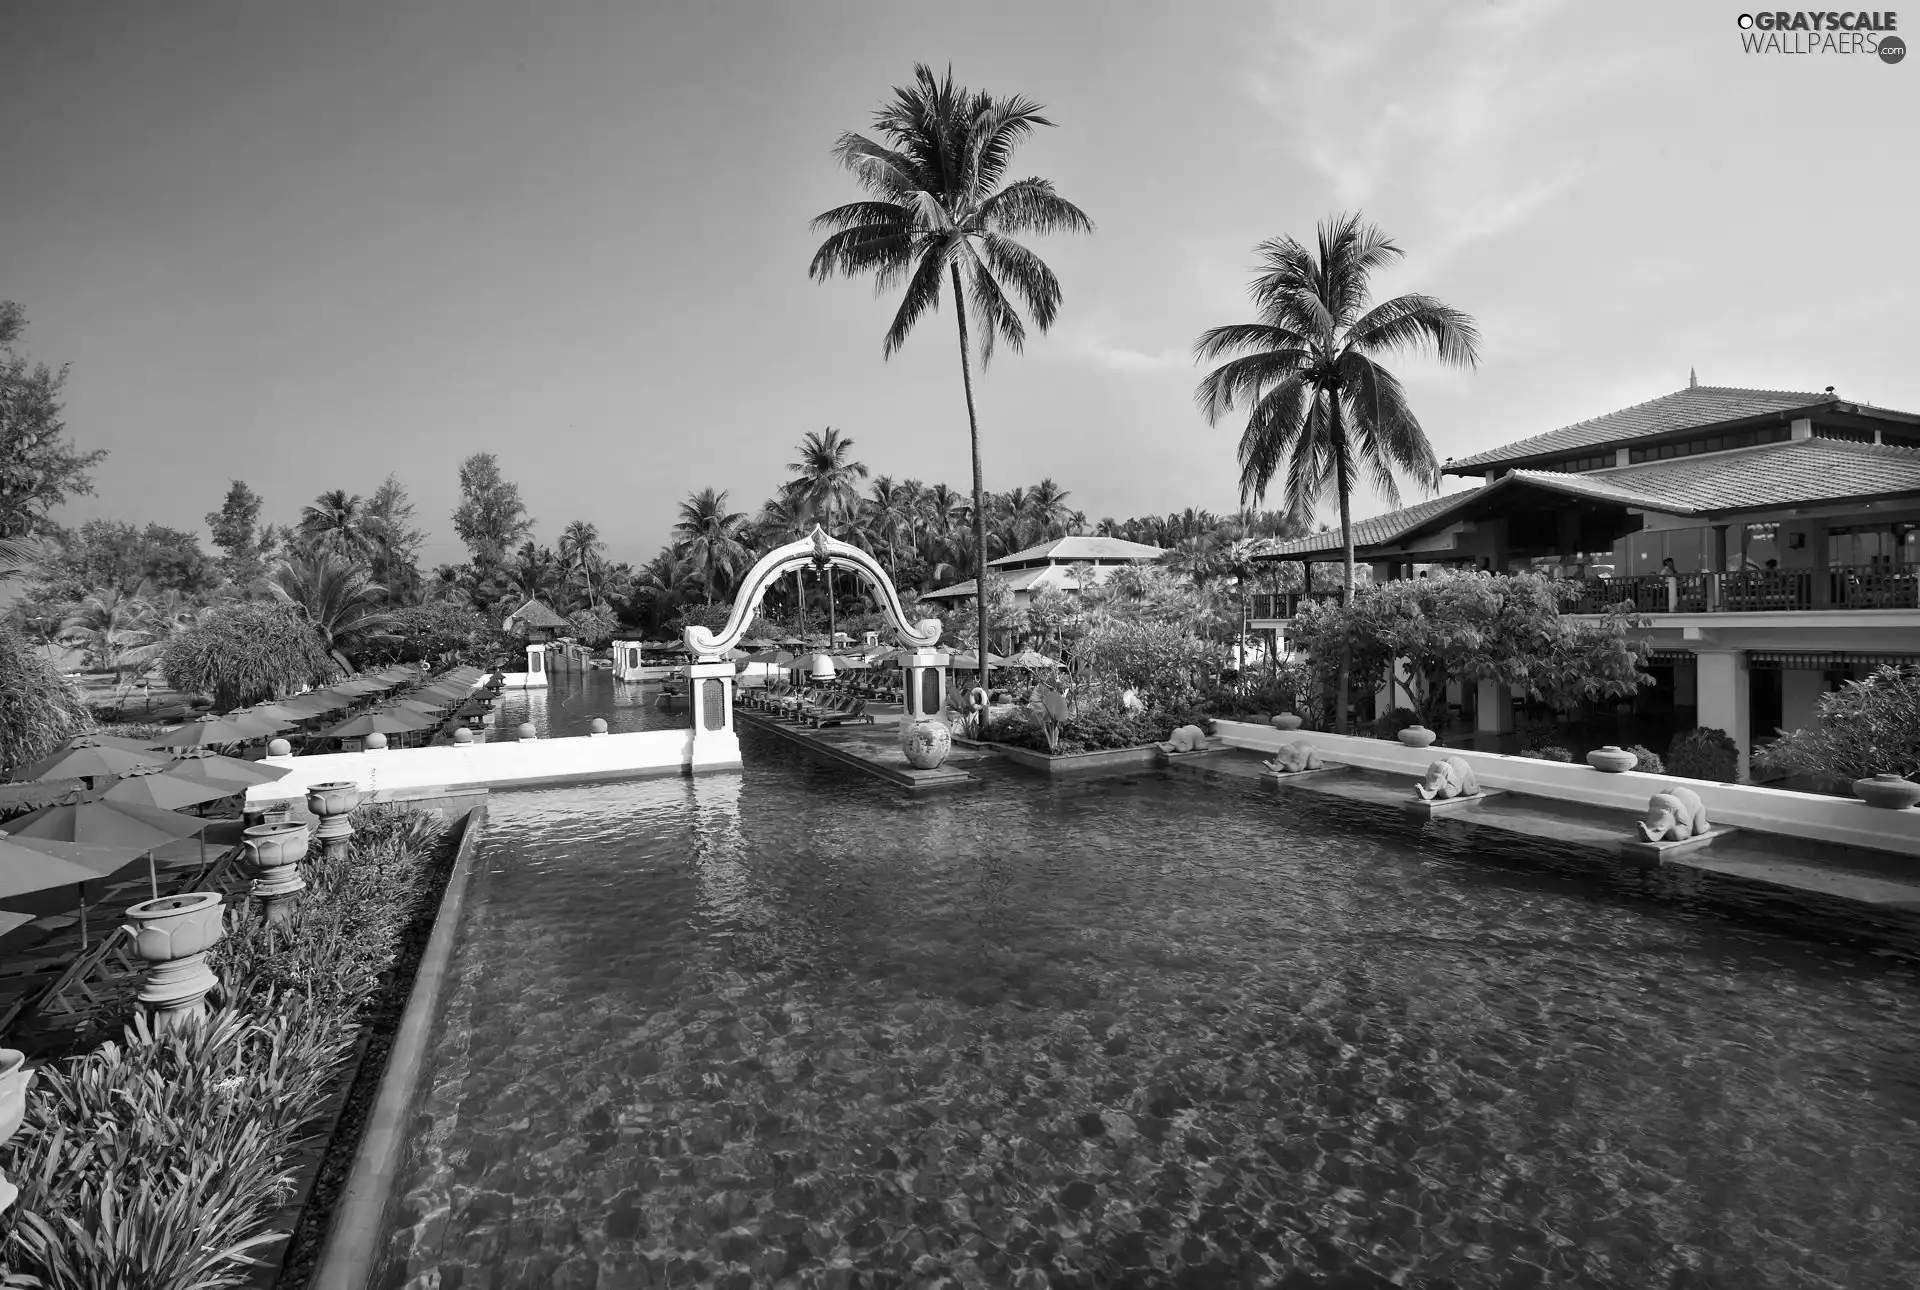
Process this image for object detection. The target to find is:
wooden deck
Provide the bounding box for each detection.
[736,704,988,791]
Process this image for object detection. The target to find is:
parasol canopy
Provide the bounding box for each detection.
[391,698,448,715]
[323,710,434,738]
[102,764,245,811]
[946,651,1010,670]
[218,708,296,737]
[5,794,212,900]
[165,749,293,789]
[0,833,143,898]
[150,714,262,748]
[15,737,172,784]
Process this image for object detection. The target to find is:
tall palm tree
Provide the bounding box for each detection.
[809,63,1092,693]
[673,489,750,605]
[1030,478,1072,540]
[865,475,912,580]
[1194,212,1479,732]
[267,552,392,671]
[298,490,385,564]
[786,428,869,638]
[59,587,153,681]
[558,519,607,609]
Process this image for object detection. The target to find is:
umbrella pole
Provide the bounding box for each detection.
[148,849,158,901]
[78,886,88,950]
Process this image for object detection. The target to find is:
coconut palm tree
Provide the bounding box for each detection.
[865,475,912,580]
[673,489,750,605]
[298,489,385,564]
[505,542,563,606]
[266,552,392,670]
[558,519,607,609]
[58,586,153,681]
[786,427,869,637]
[809,63,1093,693]
[1194,211,1479,731]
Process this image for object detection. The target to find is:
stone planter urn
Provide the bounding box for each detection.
[243,821,310,923]
[1852,773,1920,810]
[306,780,362,864]
[1586,745,1638,774]
[518,722,538,741]
[903,719,951,770]
[1272,713,1303,731]
[1398,725,1438,748]
[0,1049,32,1215]
[124,892,225,1030]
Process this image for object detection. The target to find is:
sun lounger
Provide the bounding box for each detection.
[810,697,872,727]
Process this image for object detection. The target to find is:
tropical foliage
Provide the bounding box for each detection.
[0,618,92,774]
[160,601,339,710]
[1753,665,1920,784]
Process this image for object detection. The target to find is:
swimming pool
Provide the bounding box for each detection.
[374,725,1920,1288]
[494,670,690,740]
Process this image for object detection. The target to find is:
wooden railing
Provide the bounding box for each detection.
[1249,591,1343,620]
[1567,565,1917,615]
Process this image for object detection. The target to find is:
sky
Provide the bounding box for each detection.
[2,0,1914,572]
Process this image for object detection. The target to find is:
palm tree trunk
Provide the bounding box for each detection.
[1334,410,1355,737]
[952,264,991,697]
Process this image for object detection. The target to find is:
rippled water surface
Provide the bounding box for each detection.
[378,728,1920,1289]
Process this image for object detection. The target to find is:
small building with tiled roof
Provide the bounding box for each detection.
[922,535,1165,605]
[1251,377,1920,776]
[502,598,571,641]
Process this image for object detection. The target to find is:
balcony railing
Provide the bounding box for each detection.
[1567,565,1920,615]
[1249,591,1343,620]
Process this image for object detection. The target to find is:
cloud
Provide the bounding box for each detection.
[1051,319,1194,374]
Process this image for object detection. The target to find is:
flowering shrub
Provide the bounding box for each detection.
[1753,665,1920,783]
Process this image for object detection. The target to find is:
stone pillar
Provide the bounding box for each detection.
[124,892,225,1032]
[1475,680,1514,737]
[1695,649,1751,781]
[305,781,362,866]
[612,639,645,681]
[901,649,949,735]
[523,641,549,688]
[686,659,742,771]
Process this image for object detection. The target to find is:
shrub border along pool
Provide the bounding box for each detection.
[306,797,489,1290]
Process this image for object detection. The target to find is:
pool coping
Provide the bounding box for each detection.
[308,797,490,1290]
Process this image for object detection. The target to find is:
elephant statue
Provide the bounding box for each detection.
[1263,742,1324,774]
[1158,724,1208,754]
[1415,756,1480,801]
[1639,785,1709,842]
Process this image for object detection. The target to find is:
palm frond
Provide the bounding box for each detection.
[882,249,950,358]
[976,232,1065,332]
[1346,292,1483,367]
[1234,373,1314,506]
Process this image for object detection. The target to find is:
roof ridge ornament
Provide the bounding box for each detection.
[1689,367,1698,389]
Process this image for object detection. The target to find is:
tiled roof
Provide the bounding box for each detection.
[989,536,1166,566]
[505,598,570,630]
[1252,493,1480,558]
[1527,437,1920,513]
[1257,438,1920,560]
[1447,386,1831,470]
[922,566,1069,601]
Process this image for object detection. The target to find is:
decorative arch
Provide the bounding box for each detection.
[684,525,943,660]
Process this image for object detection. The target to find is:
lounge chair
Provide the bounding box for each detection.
[810,697,872,728]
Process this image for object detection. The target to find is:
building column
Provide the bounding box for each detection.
[1695,649,1751,782]
[900,648,949,748]
[1706,525,1729,609]
[685,659,742,771]
[523,641,549,689]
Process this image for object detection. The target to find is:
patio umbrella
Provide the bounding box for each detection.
[285,691,354,715]
[15,737,172,785]
[947,652,1010,670]
[743,637,778,649]
[250,699,330,722]
[322,710,433,739]
[5,794,211,901]
[0,833,149,948]
[331,678,391,696]
[164,749,292,790]
[102,764,243,812]
[221,707,297,736]
[150,714,261,748]
[391,698,448,715]
[832,655,872,670]
[48,733,170,753]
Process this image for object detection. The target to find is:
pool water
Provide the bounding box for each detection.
[494,670,689,740]
[376,727,1920,1289]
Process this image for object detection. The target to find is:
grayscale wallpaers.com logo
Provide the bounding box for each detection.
[1737,11,1906,59]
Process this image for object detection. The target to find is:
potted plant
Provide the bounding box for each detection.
[242,819,309,880]
[124,891,226,1027]
[0,1048,33,1215]
[1586,745,1638,773]
[1851,773,1920,810]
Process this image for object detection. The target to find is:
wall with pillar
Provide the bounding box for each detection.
[685,659,742,771]
[1695,650,1751,780]
[899,649,950,751]
[612,639,646,681]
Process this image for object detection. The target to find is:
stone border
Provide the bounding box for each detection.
[307,799,490,1290]
[947,732,1163,776]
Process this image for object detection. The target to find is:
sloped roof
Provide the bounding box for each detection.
[1447,385,1831,471]
[505,598,570,630]
[922,565,1068,602]
[1256,438,1920,559]
[989,536,1165,567]
[1253,492,1481,558]
[1520,437,1920,513]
